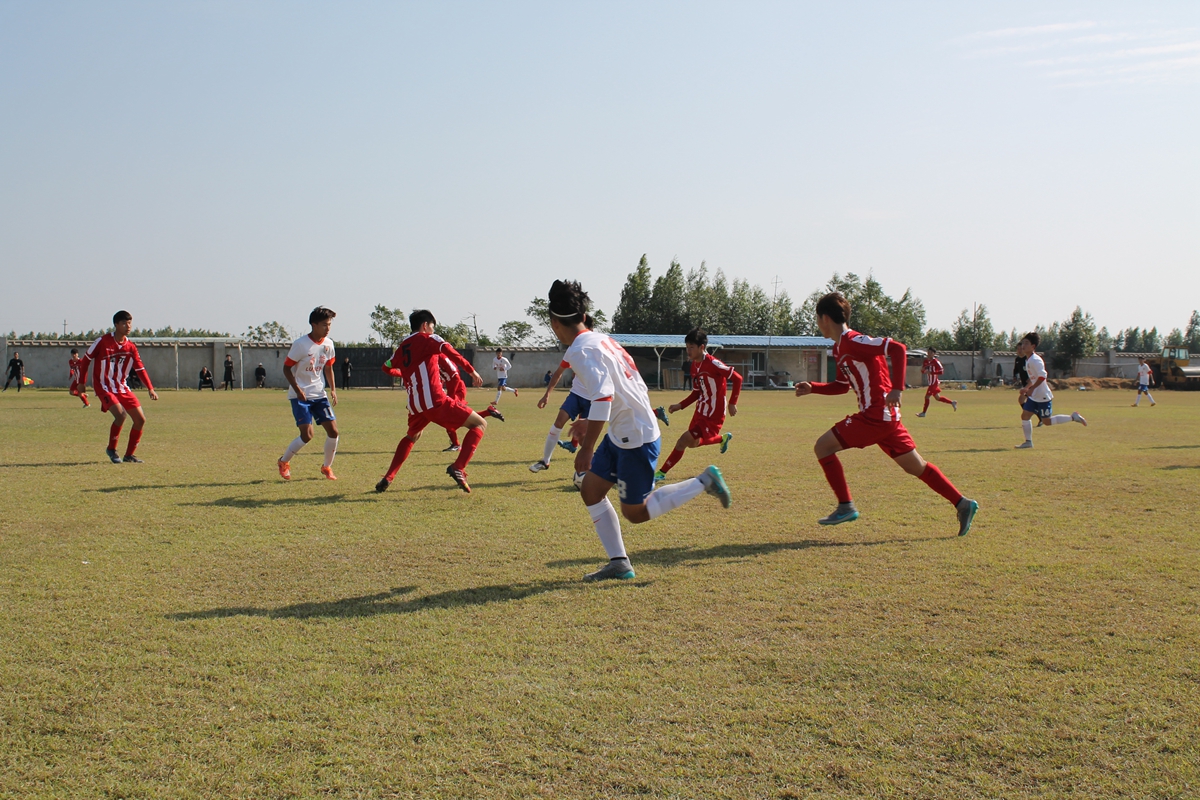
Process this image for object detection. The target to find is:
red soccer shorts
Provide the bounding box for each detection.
[407,399,473,437]
[70,382,86,397]
[925,384,942,396]
[96,388,140,413]
[688,415,723,442]
[831,413,916,459]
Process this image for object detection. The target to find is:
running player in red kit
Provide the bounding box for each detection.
[794,293,978,535]
[76,310,159,463]
[916,346,956,417]
[653,327,742,482]
[386,353,502,453]
[68,348,91,408]
[376,309,488,493]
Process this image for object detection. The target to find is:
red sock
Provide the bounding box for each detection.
[571,437,580,447]
[453,427,484,470]
[919,463,963,506]
[697,434,723,447]
[108,422,123,450]
[448,429,460,447]
[922,396,931,413]
[938,395,954,405]
[124,428,143,457]
[385,438,416,481]
[818,454,852,504]
[480,407,493,419]
[659,448,686,475]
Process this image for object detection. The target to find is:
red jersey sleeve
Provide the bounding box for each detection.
[438,342,475,374]
[129,343,154,391]
[727,365,743,405]
[382,347,404,377]
[809,379,850,396]
[886,339,906,390]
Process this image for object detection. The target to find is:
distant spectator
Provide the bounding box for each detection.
[199,366,215,391]
[254,363,267,388]
[543,369,552,388]
[341,357,352,389]
[3,351,24,392]
[222,355,235,390]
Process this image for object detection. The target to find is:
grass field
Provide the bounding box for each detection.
[1,386,1198,799]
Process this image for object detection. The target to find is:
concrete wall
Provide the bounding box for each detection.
[928,350,1160,385]
[0,339,302,390]
[468,348,571,388]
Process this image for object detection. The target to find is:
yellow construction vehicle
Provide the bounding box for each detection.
[1149,347,1200,390]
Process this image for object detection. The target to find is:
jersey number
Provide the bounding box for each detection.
[600,338,637,379]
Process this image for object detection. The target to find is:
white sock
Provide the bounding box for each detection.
[645,477,706,520]
[543,425,562,464]
[1048,415,1072,425]
[323,435,338,467]
[587,497,626,559]
[1146,392,1155,403]
[494,389,502,404]
[1022,419,1033,442]
[505,385,517,393]
[281,436,306,463]
[1134,396,1141,405]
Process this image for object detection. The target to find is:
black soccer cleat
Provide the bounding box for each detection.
[446,464,471,493]
[486,405,505,422]
[106,449,122,464]
[375,477,392,493]
[122,454,144,463]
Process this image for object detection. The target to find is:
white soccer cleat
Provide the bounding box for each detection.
[1015,441,1033,449]
[528,460,550,473]
[1071,412,1087,427]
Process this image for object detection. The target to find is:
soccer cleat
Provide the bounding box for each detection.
[956,498,979,537]
[583,558,636,582]
[818,503,860,526]
[1131,403,1139,407]
[698,465,731,509]
[653,470,666,484]
[1014,441,1033,449]
[557,440,577,454]
[446,464,471,493]
[277,459,291,480]
[1150,402,1156,406]
[654,406,670,426]
[916,412,926,417]
[513,389,518,398]
[952,400,958,411]
[486,405,505,422]
[107,449,122,464]
[321,465,338,481]
[443,444,461,452]
[529,460,550,473]
[122,454,144,463]
[1071,411,1087,427]
[720,432,733,454]
[375,477,391,493]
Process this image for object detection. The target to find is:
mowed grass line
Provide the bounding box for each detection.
[1,387,1197,798]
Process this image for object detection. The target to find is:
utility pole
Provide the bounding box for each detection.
[464,313,480,344]
[63,320,67,337]
[971,302,979,381]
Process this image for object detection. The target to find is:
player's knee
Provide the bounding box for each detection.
[622,504,651,524]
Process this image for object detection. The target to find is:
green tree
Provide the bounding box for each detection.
[1166,328,1185,346]
[496,320,534,347]
[435,323,473,349]
[1185,311,1200,353]
[647,259,688,334]
[951,305,995,352]
[369,305,408,349]
[245,321,291,344]
[612,255,654,333]
[923,328,956,350]
[1053,306,1098,374]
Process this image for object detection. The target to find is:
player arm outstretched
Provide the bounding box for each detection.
[539,363,568,408]
[670,388,700,415]
[440,342,483,387]
[796,377,850,397]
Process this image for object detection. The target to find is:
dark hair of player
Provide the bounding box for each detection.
[814,292,851,325]
[409,309,436,331]
[70,348,79,355]
[496,348,503,355]
[1022,331,1040,348]
[583,314,595,330]
[309,307,336,325]
[547,280,590,326]
[927,346,937,354]
[685,327,708,348]
[113,310,133,324]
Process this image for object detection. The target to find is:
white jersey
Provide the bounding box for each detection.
[1138,363,1152,385]
[285,334,335,400]
[564,330,660,449]
[493,356,511,378]
[1026,353,1053,402]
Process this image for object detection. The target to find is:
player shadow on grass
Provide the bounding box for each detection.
[544,537,937,570]
[939,448,1009,453]
[1159,464,1200,470]
[0,461,97,468]
[166,580,591,621]
[1143,444,1200,450]
[180,493,382,508]
[87,480,269,493]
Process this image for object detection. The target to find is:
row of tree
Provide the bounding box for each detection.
[4,326,233,341]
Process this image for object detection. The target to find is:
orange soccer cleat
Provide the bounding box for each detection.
[278,459,291,480]
[321,465,338,481]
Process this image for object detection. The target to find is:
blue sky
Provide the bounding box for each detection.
[2,1,1197,342]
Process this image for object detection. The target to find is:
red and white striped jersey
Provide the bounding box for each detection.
[386,333,475,415]
[811,329,906,422]
[922,357,944,388]
[680,353,742,423]
[440,361,467,402]
[69,356,83,386]
[78,334,153,395]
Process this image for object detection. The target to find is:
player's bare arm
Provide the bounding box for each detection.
[284,366,305,401]
[324,362,337,406]
[539,365,567,408]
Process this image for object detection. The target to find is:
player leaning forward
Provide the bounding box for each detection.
[548,279,732,582]
[1015,331,1086,448]
[795,292,978,535]
[278,307,340,481]
[78,310,159,463]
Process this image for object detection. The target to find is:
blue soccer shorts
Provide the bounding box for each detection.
[560,392,592,421]
[1022,398,1053,419]
[589,435,661,505]
[291,396,336,427]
